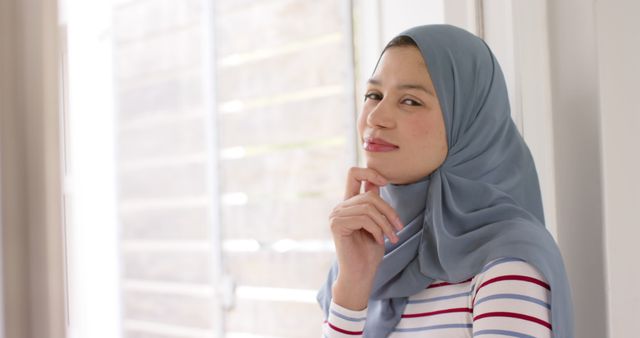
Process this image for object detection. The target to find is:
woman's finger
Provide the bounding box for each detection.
[336,191,404,231]
[330,204,399,243]
[331,215,385,245]
[361,220,385,245]
[344,167,387,200]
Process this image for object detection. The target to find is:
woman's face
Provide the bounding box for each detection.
[358,46,448,185]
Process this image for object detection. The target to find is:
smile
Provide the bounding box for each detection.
[363,137,399,152]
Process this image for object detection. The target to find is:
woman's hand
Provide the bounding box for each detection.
[329,167,404,310]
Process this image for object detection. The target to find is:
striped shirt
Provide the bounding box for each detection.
[322,257,551,337]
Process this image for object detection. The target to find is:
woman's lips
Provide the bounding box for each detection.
[363,137,399,152]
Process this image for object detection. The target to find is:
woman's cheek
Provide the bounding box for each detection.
[406,117,432,140]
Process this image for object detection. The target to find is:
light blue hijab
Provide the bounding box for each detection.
[316,24,574,337]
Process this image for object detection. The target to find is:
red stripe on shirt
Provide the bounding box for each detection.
[479,275,550,291]
[326,321,364,335]
[401,307,473,318]
[426,278,473,289]
[474,311,552,330]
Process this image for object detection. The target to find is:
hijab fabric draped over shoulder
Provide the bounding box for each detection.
[316,24,574,337]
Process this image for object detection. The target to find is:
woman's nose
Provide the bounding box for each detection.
[367,99,395,128]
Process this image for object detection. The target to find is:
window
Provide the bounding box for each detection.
[213,0,354,336]
[64,0,357,336]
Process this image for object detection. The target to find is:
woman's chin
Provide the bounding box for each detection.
[364,160,397,182]
[365,160,434,186]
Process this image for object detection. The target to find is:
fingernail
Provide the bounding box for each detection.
[395,218,403,229]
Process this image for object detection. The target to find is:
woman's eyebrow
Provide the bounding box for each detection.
[367,78,436,97]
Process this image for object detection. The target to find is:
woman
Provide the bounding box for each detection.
[317,24,574,337]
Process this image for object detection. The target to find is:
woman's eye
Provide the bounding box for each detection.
[364,92,381,101]
[402,98,422,106]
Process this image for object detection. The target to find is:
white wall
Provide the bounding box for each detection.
[594,0,640,336]
[546,1,608,336]
[379,0,444,43]
[549,0,640,336]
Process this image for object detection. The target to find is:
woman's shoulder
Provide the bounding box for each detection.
[474,257,547,282]
[471,257,551,297]
[413,257,550,297]
[470,257,553,335]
